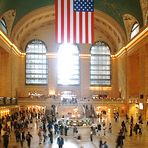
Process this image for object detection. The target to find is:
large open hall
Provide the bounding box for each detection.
[0,0,148,148]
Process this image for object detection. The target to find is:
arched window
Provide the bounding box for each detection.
[90,41,111,86]
[130,22,139,39]
[0,18,7,34]
[26,39,48,85]
[57,44,79,85]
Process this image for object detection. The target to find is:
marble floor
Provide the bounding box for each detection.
[0,117,148,148]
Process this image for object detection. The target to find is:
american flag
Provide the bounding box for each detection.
[55,0,94,44]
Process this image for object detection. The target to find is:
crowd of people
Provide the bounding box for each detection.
[0,108,147,148]
[0,110,40,148]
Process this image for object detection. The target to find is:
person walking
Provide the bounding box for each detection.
[116,132,124,148]
[130,116,133,125]
[129,123,133,136]
[139,123,142,135]
[99,138,103,148]
[0,122,2,136]
[48,130,53,144]
[38,128,42,144]
[133,123,139,135]
[20,130,25,147]
[43,131,47,143]
[57,135,64,148]
[103,141,108,148]
[73,125,77,137]
[3,132,9,148]
[90,131,93,142]
[15,129,20,143]
[54,123,59,135]
[64,125,69,136]
[103,123,106,136]
[108,123,112,133]
[26,132,33,148]
[97,123,101,136]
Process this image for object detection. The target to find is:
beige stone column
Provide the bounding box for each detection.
[79,44,91,99]
[139,42,148,119]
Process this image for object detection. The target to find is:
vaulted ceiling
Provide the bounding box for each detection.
[0,0,143,30]
[0,0,144,54]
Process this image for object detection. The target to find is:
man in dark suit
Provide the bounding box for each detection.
[57,135,64,148]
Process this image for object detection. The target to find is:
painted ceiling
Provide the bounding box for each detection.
[0,0,143,30]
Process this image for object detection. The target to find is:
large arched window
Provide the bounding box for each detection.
[26,39,48,85]
[130,22,139,39]
[90,41,111,86]
[0,18,7,34]
[57,44,79,85]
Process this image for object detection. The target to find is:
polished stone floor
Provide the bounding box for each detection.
[0,117,148,148]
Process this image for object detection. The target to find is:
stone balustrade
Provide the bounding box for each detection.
[17,97,126,106]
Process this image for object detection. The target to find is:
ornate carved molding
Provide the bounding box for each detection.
[11,6,127,53]
[0,9,16,36]
[11,5,55,50]
[122,14,139,41]
[140,0,148,25]
[94,10,127,53]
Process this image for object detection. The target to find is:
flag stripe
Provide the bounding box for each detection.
[88,12,92,44]
[58,0,62,43]
[76,12,79,43]
[55,0,58,43]
[64,0,67,43]
[73,11,76,43]
[82,12,85,43]
[70,0,73,43]
[61,0,64,43]
[79,12,82,43]
[91,12,94,44]
[67,0,70,43]
[85,12,88,43]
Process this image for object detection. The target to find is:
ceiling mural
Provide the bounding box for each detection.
[0,0,143,31]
